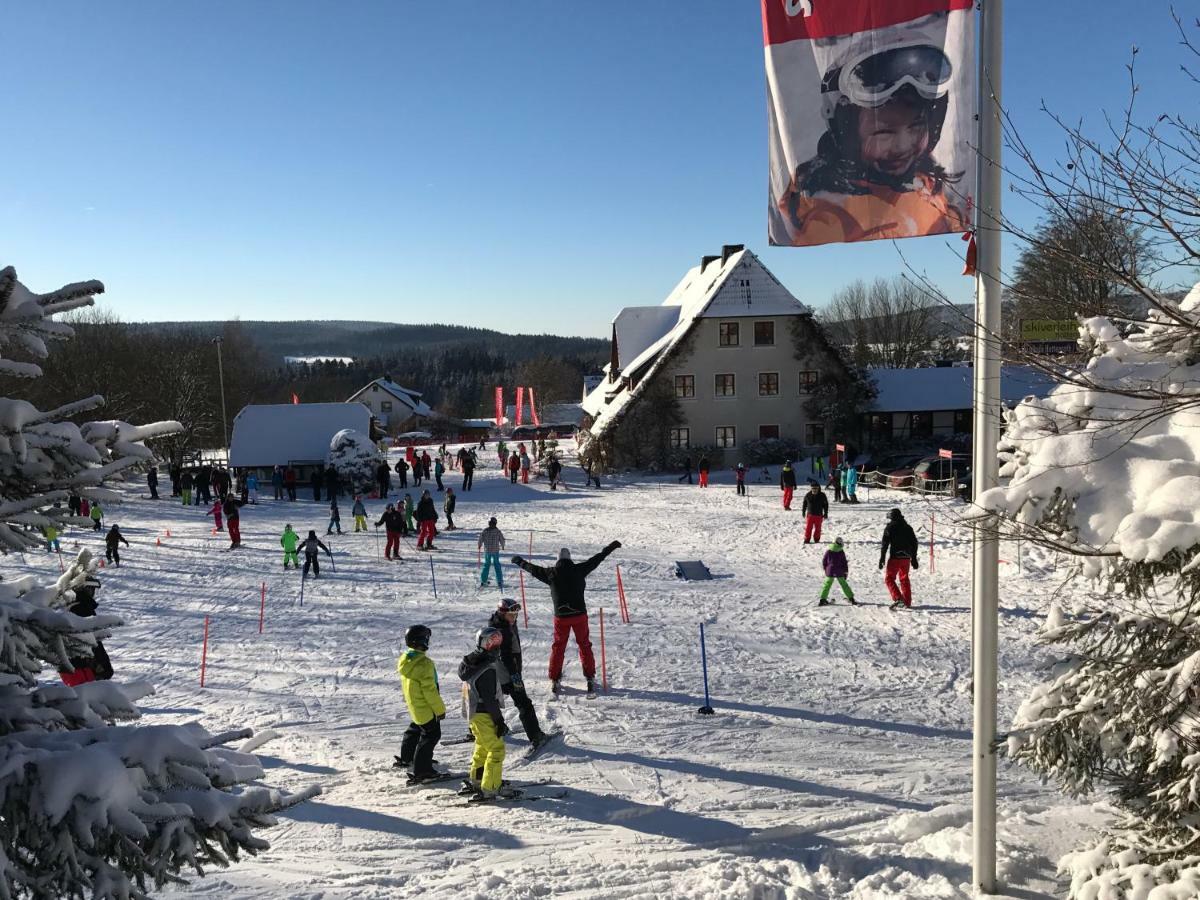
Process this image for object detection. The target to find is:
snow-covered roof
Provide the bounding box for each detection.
[229,403,372,468]
[583,248,811,431]
[869,366,1057,413]
[347,379,434,418]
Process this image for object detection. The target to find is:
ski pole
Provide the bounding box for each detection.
[698,623,714,715]
[259,581,266,634]
[200,615,210,687]
[430,555,438,599]
[299,572,305,607]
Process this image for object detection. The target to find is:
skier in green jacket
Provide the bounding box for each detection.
[280,524,300,569]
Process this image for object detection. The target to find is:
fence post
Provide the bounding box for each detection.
[930,514,936,575]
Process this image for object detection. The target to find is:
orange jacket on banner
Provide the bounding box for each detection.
[762,0,976,248]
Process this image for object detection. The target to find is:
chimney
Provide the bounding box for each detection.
[383,373,392,383]
[608,322,620,382]
[700,255,720,272]
[721,244,745,265]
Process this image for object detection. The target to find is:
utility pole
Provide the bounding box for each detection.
[972,0,1004,893]
[212,337,229,459]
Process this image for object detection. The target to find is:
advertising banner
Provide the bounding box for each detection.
[528,387,540,427]
[516,386,525,426]
[763,0,976,247]
[494,387,504,427]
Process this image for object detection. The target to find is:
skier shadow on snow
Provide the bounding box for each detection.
[617,688,971,742]
[284,799,522,847]
[256,754,340,775]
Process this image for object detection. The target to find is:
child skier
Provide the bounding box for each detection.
[395,624,446,784]
[443,488,457,530]
[246,471,259,504]
[819,537,857,606]
[105,524,130,566]
[327,497,342,535]
[280,524,300,569]
[222,495,243,549]
[90,502,103,531]
[519,450,531,484]
[801,482,829,544]
[299,529,331,578]
[207,499,224,532]
[488,598,552,751]
[352,495,368,532]
[734,462,747,496]
[43,524,60,553]
[478,517,505,588]
[458,626,511,801]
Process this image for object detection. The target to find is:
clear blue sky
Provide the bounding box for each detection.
[3,1,1189,337]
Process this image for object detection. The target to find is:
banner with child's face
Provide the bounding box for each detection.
[762,0,976,247]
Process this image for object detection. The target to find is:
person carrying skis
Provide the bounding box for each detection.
[375,503,405,560]
[458,626,510,801]
[207,498,224,532]
[443,488,457,530]
[547,454,562,491]
[478,517,505,588]
[507,451,520,484]
[697,455,711,488]
[352,495,368,532]
[222,495,244,549]
[434,457,445,492]
[327,496,342,535]
[734,462,747,496]
[90,502,104,531]
[403,493,415,535]
[299,529,331,578]
[780,460,797,510]
[488,597,552,752]
[519,450,531,484]
[395,624,446,784]
[460,451,475,491]
[104,524,130,566]
[512,541,621,695]
[415,489,439,551]
[147,465,159,500]
[880,507,919,610]
[801,482,828,544]
[281,524,300,568]
[845,465,860,504]
[678,456,693,485]
[246,470,259,504]
[394,457,409,489]
[819,536,857,606]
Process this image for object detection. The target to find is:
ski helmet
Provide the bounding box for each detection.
[405,624,431,651]
[476,626,503,654]
[497,597,521,615]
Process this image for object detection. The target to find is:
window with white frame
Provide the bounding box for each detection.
[758,372,779,396]
[674,374,695,399]
[715,374,736,397]
[715,426,736,448]
[669,427,690,449]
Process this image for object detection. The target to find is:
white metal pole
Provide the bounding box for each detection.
[213,337,229,458]
[972,0,1004,894]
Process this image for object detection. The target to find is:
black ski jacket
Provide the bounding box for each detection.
[375,510,405,532]
[487,610,523,678]
[222,497,243,521]
[459,650,503,723]
[780,466,797,489]
[415,496,438,523]
[513,542,619,618]
[880,517,920,565]
[801,490,828,517]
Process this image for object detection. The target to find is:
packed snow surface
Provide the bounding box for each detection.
[13,443,1104,899]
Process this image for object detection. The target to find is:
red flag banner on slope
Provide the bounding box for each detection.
[516,387,525,427]
[762,0,976,248]
[291,393,299,405]
[494,387,504,427]
[528,387,540,427]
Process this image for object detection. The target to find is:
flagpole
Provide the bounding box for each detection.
[972,0,1004,893]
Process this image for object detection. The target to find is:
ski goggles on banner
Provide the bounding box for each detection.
[840,44,953,108]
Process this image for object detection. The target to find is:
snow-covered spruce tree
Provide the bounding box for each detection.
[0,268,317,899]
[326,428,380,494]
[980,286,1200,897]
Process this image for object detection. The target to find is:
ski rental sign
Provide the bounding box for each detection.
[762,0,976,247]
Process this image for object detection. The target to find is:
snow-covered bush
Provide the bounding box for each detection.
[326,428,380,493]
[981,283,1200,896]
[0,268,316,898]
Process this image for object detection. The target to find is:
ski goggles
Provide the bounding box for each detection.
[840,44,953,108]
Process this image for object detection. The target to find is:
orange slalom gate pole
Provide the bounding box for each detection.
[200,615,210,687]
[599,607,608,693]
[258,582,266,634]
[616,565,629,623]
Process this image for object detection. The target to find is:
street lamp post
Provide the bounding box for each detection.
[212,337,229,459]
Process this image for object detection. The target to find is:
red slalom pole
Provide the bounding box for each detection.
[258,581,266,634]
[616,565,630,623]
[599,607,608,693]
[200,615,210,687]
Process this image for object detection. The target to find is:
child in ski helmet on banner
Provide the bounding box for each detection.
[280,524,300,569]
[458,627,511,800]
[819,536,857,607]
[395,624,446,784]
[777,41,968,246]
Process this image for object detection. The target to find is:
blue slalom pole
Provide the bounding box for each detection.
[698,622,714,715]
[299,573,305,607]
[430,555,438,599]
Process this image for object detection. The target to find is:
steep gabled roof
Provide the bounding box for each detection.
[347,378,434,418]
[583,248,811,434]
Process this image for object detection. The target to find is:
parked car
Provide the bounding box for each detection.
[867,453,925,488]
[913,455,971,492]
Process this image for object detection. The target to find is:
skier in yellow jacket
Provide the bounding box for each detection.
[395,624,446,784]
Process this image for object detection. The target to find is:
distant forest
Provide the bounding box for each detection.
[8,315,607,458]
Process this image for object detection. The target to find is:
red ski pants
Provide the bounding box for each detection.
[698,471,709,487]
[548,613,595,681]
[417,521,436,548]
[385,531,401,558]
[782,486,794,509]
[804,514,823,543]
[228,518,241,545]
[521,469,529,484]
[885,558,912,605]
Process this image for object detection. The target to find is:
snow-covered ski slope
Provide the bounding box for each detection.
[11,446,1103,899]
